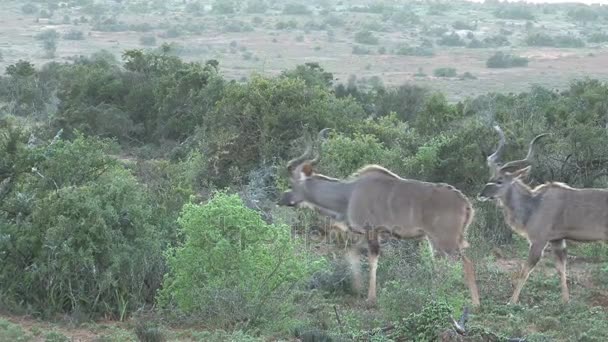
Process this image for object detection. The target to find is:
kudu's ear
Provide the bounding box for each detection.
[301,163,314,177]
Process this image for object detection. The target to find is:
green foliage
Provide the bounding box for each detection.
[588,32,608,43]
[63,29,84,40]
[199,74,364,186]
[0,319,32,342]
[140,35,156,46]
[246,0,267,14]
[212,0,236,14]
[352,45,373,55]
[395,44,434,57]
[452,20,476,30]
[354,30,379,45]
[283,3,311,15]
[437,32,465,46]
[134,321,166,342]
[525,33,584,48]
[486,52,529,68]
[433,67,457,77]
[158,191,322,331]
[568,6,599,22]
[21,3,38,15]
[280,62,334,88]
[494,5,535,20]
[53,47,224,143]
[318,132,402,178]
[525,32,555,47]
[0,132,166,319]
[395,301,454,341]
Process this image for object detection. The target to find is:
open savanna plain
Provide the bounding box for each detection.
[2,0,608,100]
[3,0,608,341]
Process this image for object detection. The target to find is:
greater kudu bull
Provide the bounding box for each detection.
[278,130,481,307]
[478,125,608,304]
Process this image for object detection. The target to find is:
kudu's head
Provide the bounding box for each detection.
[277,128,332,208]
[478,125,549,201]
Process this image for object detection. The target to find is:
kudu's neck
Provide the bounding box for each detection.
[304,176,354,215]
[498,180,541,230]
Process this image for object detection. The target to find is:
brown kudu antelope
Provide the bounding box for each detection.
[478,125,608,304]
[278,129,481,307]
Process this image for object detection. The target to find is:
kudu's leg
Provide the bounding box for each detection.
[366,231,380,306]
[461,254,481,308]
[550,239,569,303]
[510,241,546,305]
[346,242,363,295]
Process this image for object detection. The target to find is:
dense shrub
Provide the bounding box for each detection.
[212,0,236,14]
[63,29,84,40]
[588,32,608,43]
[554,35,585,48]
[21,3,38,14]
[199,74,365,186]
[433,67,457,77]
[246,0,267,14]
[157,191,322,331]
[354,30,379,45]
[0,132,166,319]
[483,34,510,47]
[568,6,599,22]
[437,32,465,46]
[452,20,476,30]
[140,35,156,46]
[283,3,310,15]
[395,44,434,56]
[494,5,535,20]
[486,52,529,68]
[525,32,555,46]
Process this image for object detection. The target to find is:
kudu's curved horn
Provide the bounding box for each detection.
[487,125,506,175]
[287,131,313,172]
[310,128,333,166]
[499,132,550,174]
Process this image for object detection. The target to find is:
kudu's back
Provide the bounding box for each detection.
[538,184,608,242]
[346,169,473,252]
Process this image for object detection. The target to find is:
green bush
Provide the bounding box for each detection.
[318,132,403,178]
[140,35,156,46]
[525,32,555,46]
[433,67,457,77]
[395,44,434,56]
[494,5,535,20]
[588,32,608,43]
[568,6,599,22]
[0,319,32,342]
[21,3,38,15]
[283,3,311,15]
[157,191,323,331]
[63,29,84,40]
[554,35,585,48]
[437,32,465,46]
[354,30,379,45]
[0,133,166,319]
[452,20,475,30]
[486,51,529,68]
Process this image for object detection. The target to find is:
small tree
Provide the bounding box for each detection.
[354,30,379,45]
[486,52,529,68]
[158,191,322,330]
[433,67,457,77]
